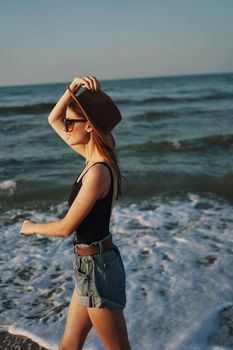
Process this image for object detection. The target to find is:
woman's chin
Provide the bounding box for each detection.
[69,139,82,146]
[66,135,87,146]
[66,135,77,146]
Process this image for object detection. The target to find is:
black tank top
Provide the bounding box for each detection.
[68,162,114,244]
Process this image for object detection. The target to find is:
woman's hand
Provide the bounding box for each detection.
[69,76,100,93]
[20,220,36,235]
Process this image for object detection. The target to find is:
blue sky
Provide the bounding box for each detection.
[1,0,233,86]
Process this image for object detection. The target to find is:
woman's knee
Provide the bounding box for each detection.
[58,337,86,350]
[58,341,74,350]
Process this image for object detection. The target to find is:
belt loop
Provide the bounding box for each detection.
[98,241,104,255]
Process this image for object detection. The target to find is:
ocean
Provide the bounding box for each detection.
[0,73,233,349]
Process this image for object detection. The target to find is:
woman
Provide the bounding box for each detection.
[20,76,132,350]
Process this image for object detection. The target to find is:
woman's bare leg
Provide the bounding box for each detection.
[59,289,93,350]
[87,307,131,350]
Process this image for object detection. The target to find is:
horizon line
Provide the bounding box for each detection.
[1,70,232,89]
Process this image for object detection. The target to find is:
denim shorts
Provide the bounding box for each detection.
[73,240,126,311]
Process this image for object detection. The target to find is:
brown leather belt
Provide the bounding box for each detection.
[73,237,117,256]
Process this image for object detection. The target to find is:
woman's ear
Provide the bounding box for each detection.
[86,123,93,133]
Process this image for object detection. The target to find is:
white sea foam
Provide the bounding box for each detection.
[1,193,233,349]
[0,179,16,195]
[8,326,57,350]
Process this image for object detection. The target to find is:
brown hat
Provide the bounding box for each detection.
[68,88,122,148]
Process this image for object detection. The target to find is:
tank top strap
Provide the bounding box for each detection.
[76,162,98,183]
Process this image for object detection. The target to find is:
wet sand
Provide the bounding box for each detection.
[0,332,51,350]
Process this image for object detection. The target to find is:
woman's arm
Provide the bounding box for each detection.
[48,76,100,157]
[48,76,98,124]
[20,219,68,237]
[20,164,111,237]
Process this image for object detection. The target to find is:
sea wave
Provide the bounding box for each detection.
[0,103,55,116]
[122,171,233,199]
[120,134,233,153]
[130,110,176,121]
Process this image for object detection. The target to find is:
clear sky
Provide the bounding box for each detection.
[1,0,233,86]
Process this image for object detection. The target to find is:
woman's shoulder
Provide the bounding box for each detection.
[81,162,113,198]
[83,162,112,182]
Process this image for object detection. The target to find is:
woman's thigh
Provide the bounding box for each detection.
[59,289,93,350]
[87,307,131,350]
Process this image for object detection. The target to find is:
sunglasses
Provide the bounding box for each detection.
[64,118,86,133]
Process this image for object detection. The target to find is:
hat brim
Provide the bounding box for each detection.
[68,89,116,149]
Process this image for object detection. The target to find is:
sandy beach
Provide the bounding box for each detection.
[0,332,51,350]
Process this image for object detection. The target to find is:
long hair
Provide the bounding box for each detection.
[92,130,122,198]
[67,101,122,198]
